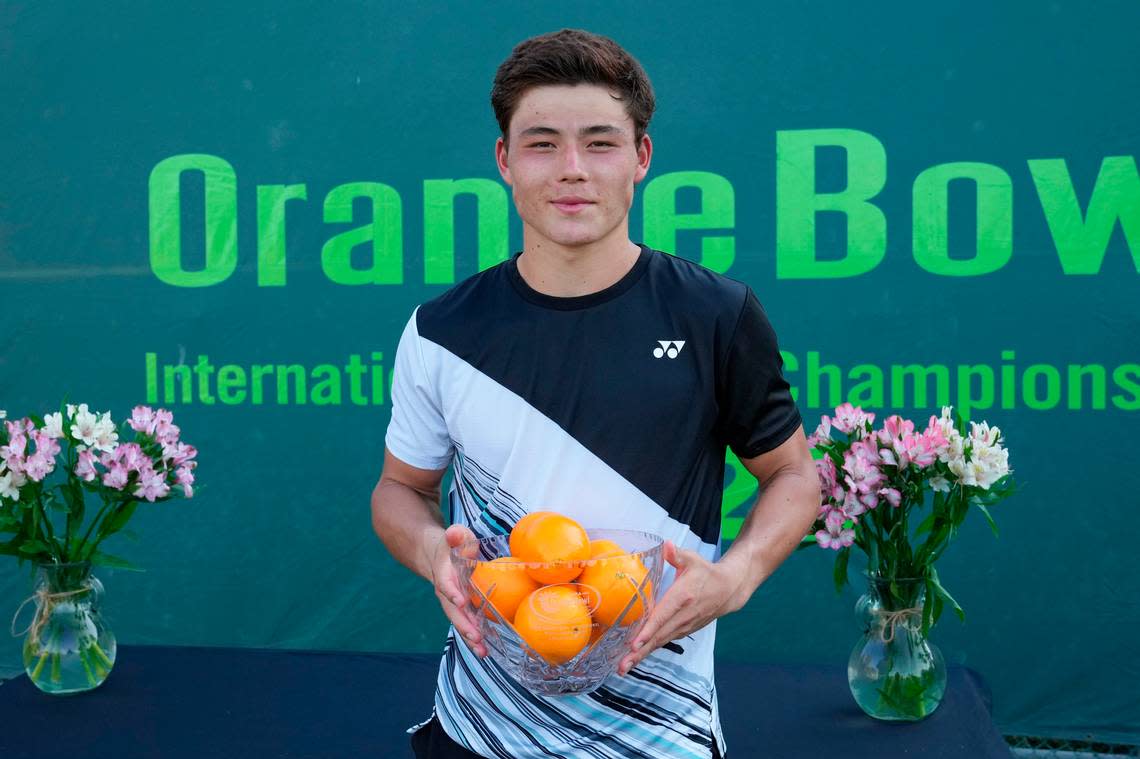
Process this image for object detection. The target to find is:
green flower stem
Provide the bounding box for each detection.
[30,651,49,681]
[73,499,115,561]
[90,641,113,669]
[50,651,61,684]
[79,648,96,686]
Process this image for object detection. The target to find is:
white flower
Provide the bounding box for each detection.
[930,475,950,492]
[967,442,1010,490]
[0,470,19,500]
[0,409,6,420]
[969,421,1002,448]
[948,452,972,486]
[42,412,65,439]
[932,407,956,439]
[66,404,77,418]
[69,404,100,446]
[92,412,118,453]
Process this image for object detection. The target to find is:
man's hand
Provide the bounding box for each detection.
[617,426,821,676]
[430,523,487,657]
[617,540,745,676]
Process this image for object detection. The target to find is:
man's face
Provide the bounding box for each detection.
[496,84,652,251]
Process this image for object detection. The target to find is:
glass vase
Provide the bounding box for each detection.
[847,574,946,721]
[19,561,116,695]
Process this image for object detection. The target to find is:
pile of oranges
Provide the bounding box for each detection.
[468,512,652,665]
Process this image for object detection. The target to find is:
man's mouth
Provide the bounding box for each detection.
[551,197,594,213]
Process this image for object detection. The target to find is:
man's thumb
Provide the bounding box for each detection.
[445,523,475,548]
[664,540,691,570]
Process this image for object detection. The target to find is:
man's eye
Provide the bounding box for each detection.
[528,142,555,149]
[590,141,615,148]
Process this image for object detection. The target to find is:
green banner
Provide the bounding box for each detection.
[1,1,1137,745]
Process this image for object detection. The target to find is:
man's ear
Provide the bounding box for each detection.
[633,133,653,184]
[495,137,512,185]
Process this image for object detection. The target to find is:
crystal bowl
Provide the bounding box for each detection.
[451,528,664,696]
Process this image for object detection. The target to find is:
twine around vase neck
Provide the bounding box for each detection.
[10,586,91,649]
[872,607,923,643]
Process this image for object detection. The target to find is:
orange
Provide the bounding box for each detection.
[586,539,624,560]
[513,585,593,665]
[509,512,590,584]
[469,557,541,623]
[577,545,651,627]
[507,511,550,552]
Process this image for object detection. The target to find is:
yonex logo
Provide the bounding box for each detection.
[653,340,686,359]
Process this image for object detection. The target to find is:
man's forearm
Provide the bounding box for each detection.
[718,465,820,610]
[371,478,446,582]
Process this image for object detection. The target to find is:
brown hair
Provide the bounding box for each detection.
[491,29,656,147]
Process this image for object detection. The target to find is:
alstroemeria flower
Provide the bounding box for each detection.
[92,413,119,453]
[816,508,856,550]
[831,403,876,436]
[843,440,884,497]
[102,463,129,490]
[0,469,20,500]
[75,448,99,482]
[807,416,833,447]
[42,412,64,439]
[128,406,157,435]
[878,487,902,508]
[175,465,195,498]
[134,466,170,502]
[70,405,101,446]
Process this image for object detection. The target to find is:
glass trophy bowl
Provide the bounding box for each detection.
[451,528,664,697]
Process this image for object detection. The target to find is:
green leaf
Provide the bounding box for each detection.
[90,550,144,571]
[833,546,850,593]
[922,579,935,635]
[98,500,139,540]
[18,540,49,554]
[975,503,1000,538]
[913,511,937,537]
[928,568,965,623]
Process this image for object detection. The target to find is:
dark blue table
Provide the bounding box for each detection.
[0,645,1011,758]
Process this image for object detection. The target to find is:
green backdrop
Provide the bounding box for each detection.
[2,1,1138,745]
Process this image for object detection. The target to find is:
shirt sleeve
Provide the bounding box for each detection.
[384,307,455,470]
[715,287,802,459]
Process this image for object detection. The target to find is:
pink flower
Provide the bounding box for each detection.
[807,416,832,448]
[128,406,157,434]
[101,442,149,473]
[842,489,870,518]
[75,449,99,482]
[162,441,196,467]
[877,415,915,448]
[103,464,129,490]
[134,467,170,502]
[816,508,856,550]
[815,456,837,497]
[831,403,876,436]
[843,441,885,495]
[5,418,34,437]
[175,465,195,498]
[1,431,27,465]
[878,487,902,508]
[23,451,55,482]
[31,430,61,460]
[152,410,176,442]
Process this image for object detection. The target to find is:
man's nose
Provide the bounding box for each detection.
[559,145,588,180]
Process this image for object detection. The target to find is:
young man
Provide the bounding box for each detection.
[372,29,820,759]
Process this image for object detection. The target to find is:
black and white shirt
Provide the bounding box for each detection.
[386,243,800,759]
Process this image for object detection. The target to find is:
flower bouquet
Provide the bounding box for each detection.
[802,403,1014,720]
[1,403,197,693]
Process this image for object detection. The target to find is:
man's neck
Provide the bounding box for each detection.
[516,235,642,298]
